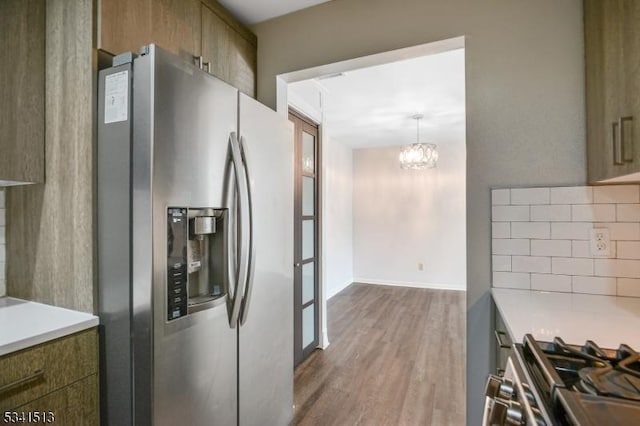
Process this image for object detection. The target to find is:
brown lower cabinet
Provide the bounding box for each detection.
[16,376,98,426]
[0,328,98,425]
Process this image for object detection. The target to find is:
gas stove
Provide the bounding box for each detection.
[483,334,640,425]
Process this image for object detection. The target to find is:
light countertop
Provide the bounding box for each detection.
[492,288,640,348]
[0,297,99,356]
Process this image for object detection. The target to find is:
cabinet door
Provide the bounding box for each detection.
[585,0,607,182]
[152,0,202,61]
[201,2,256,97]
[0,0,45,184]
[99,0,152,55]
[586,0,640,181]
[100,0,201,60]
[621,0,640,171]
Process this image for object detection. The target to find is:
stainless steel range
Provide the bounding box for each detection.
[483,334,640,425]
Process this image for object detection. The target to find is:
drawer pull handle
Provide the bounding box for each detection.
[0,369,45,395]
[494,330,511,349]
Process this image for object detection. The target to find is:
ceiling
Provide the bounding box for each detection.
[289,48,466,149]
[217,0,333,25]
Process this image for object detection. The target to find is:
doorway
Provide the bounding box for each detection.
[289,109,321,367]
[282,36,467,352]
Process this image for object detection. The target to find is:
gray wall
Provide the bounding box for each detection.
[252,0,586,422]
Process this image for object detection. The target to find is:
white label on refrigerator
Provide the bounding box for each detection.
[104,70,129,124]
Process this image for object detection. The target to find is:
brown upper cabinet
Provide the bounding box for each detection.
[201,2,257,97]
[585,0,640,182]
[99,0,256,97]
[0,0,45,185]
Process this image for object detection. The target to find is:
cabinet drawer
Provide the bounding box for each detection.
[13,374,99,426]
[0,328,97,410]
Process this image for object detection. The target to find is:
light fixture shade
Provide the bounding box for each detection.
[399,113,438,170]
[399,143,438,169]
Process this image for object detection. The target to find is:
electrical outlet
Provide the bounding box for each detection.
[418,262,424,271]
[589,228,610,256]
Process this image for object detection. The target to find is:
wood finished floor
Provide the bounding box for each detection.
[292,283,466,426]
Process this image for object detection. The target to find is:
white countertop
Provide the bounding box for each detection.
[492,288,640,348]
[0,297,99,356]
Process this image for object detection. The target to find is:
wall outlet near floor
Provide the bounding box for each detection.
[418,262,424,271]
[590,228,610,256]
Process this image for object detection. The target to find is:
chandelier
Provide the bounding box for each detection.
[399,114,438,170]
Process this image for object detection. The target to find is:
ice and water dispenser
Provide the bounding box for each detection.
[167,207,228,321]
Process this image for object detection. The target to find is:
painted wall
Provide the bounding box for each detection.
[0,190,5,296]
[353,142,466,289]
[324,138,354,299]
[252,1,586,422]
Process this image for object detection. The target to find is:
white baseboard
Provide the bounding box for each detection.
[352,277,466,292]
[320,328,330,349]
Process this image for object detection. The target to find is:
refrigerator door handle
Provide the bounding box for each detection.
[239,135,256,325]
[228,132,249,328]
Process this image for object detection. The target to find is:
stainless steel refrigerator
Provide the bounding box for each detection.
[97,45,293,426]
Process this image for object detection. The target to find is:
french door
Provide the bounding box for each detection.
[289,109,320,367]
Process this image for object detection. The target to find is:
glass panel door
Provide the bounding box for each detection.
[289,109,320,367]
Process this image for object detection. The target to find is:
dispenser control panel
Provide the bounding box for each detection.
[167,208,188,320]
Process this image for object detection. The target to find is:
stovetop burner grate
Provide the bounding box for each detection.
[536,336,640,402]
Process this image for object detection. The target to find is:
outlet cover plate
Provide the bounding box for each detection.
[589,228,610,256]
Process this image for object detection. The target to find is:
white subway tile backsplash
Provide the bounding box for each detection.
[571,204,616,222]
[492,189,510,205]
[531,205,571,222]
[493,272,530,289]
[493,255,511,272]
[572,276,617,295]
[552,258,594,276]
[594,259,640,278]
[593,185,640,204]
[492,206,529,222]
[491,185,640,298]
[618,278,640,297]
[595,222,640,240]
[571,241,591,258]
[511,222,550,239]
[0,212,4,227]
[492,222,511,238]
[531,240,572,257]
[531,274,572,292]
[512,256,551,273]
[617,204,640,222]
[492,239,530,255]
[617,241,640,259]
[0,190,4,208]
[511,188,549,205]
[550,186,593,205]
[551,222,592,240]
